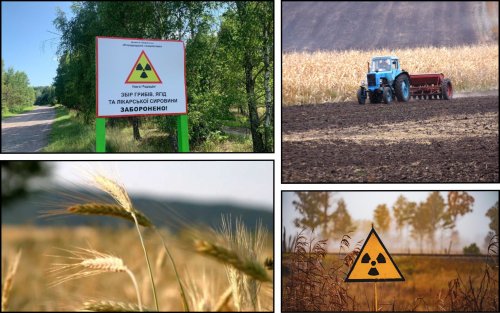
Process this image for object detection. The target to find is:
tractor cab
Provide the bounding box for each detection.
[371,56,399,73]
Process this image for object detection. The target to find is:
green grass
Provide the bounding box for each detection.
[43,104,95,152]
[2,105,36,119]
[43,104,252,152]
[193,131,252,152]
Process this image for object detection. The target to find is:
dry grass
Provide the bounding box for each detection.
[282,229,499,311]
[283,44,499,105]
[1,249,22,312]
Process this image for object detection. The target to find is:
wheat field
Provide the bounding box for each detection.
[1,225,273,312]
[283,44,499,105]
[1,173,273,312]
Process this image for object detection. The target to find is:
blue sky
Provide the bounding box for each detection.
[2,1,73,87]
[283,191,498,253]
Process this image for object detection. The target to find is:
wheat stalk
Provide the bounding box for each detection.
[81,300,148,312]
[194,239,271,283]
[90,174,158,311]
[1,249,22,312]
[214,286,233,312]
[49,248,142,311]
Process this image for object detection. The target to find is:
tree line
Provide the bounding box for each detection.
[1,59,36,114]
[289,192,498,254]
[52,1,273,151]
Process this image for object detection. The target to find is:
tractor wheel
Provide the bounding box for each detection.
[357,88,366,104]
[395,74,410,102]
[382,87,392,104]
[441,78,453,100]
[369,93,381,104]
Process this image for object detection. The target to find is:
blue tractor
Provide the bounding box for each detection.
[357,56,411,104]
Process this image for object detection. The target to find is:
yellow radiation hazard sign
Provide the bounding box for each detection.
[125,50,162,84]
[345,227,404,282]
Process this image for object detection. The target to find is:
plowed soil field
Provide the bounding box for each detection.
[282,96,499,183]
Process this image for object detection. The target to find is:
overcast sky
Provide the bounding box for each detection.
[46,161,273,209]
[283,191,498,252]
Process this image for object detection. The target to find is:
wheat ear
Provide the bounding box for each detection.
[1,249,22,312]
[81,300,148,312]
[49,248,142,311]
[194,240,271,283]
[43,203,153,227]
[92,175,158,312]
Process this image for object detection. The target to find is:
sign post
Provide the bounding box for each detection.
[96,117,106,152]
[345,225,404,311]
[177,114,189,152]
[96,36,189,152]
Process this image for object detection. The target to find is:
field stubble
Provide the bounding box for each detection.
[282,44,498,105]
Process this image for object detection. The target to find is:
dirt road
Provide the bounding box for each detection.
[282,96,499,183]
[1,106,56,153]
[283,2,498,52]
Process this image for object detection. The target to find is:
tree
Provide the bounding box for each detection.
[52,1,273,151]
[424,191,446,252]
[485,201,498,235]
[292,192,332,238]
[293,192,323,233]
[392,195,416,250]
[444,191,474,253]
[411,202,431,253]
[1,161,50,206]
[2,62,35,114]
[463,243,480,255]
[331,198,356,240]
[374,204,391,233]
[230,1,273,152]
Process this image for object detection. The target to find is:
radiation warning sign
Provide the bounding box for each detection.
[96,36,187,117]
[345,227,404,282]
[125,51,162,84]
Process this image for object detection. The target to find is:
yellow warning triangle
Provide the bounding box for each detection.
[125,50,162,84]
[345,227,404,282]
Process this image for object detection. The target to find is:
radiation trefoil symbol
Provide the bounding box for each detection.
[125,50,162,84]
[361,252,386,276]
[345,226,404,282]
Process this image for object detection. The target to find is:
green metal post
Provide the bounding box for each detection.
[96,117,106,152]
[177,114,189,152]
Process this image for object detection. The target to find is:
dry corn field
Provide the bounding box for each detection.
[282,44,499,105]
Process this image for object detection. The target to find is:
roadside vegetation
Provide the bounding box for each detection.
[283,44,498,105]
[43,104,252,152]
[1,59,36,117]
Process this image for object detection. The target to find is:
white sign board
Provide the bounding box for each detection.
[96,36,187,117]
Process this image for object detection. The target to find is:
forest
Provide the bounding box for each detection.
[52,1,273,152]
[285,191,498,254]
